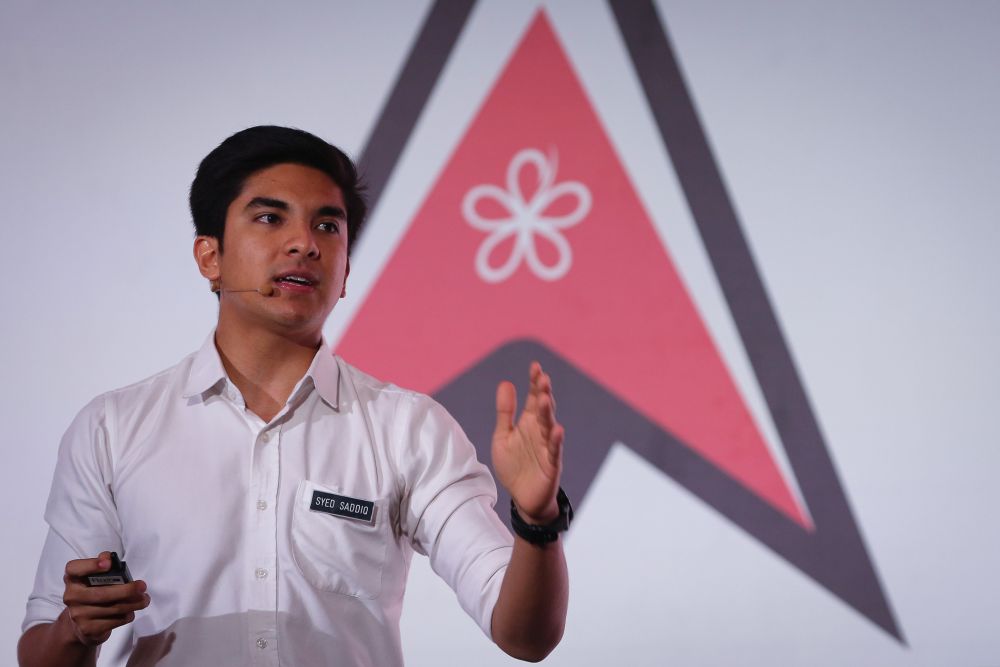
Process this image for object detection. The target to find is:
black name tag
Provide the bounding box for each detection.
[310,490,376,524]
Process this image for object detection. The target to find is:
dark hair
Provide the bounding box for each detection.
[189,126,367,253]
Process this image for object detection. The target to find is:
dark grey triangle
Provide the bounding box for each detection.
[608,0,902,641]
[357,0,478,217]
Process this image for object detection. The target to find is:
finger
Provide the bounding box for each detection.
[535,371,551,395]
[548,424,565,467]
[65,552,114,579]
[536,392,555,431]
[71,612,136,644]
[65,580,148,607]
[494,381,517,436]
[535,369,552,398]
[64,577,146,600]
[69,595,150,621]
[535,380,556,417]
[524,364,547,414]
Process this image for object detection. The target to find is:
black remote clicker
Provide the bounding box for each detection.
[85,552,133,587]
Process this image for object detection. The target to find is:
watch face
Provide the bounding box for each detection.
[557,488,573,530]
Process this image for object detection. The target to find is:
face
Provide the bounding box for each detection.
[194,163,350,341]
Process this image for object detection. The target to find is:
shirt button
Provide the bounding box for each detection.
[255,567,268,579]
[260,431,271,442]
[256,500,267,511]
[256,638,268,649]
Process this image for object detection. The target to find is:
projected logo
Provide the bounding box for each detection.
[343,2,902,641]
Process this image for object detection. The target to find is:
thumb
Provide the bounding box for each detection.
[494,381,517,436]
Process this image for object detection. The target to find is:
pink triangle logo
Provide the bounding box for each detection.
[347,4,901,641]
[339,12,806,526]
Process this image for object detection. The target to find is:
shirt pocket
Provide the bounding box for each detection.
[289,479,388,599]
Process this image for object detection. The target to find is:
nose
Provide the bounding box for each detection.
[285,222,320,259]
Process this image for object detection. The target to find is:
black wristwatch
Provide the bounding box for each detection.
[509,487,573,544]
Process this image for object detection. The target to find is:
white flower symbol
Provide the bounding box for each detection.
[462,148,591,283]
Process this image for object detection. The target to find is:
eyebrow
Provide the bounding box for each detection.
[317,205,347,220]
[245,197,288,211]
[245,197,346,219]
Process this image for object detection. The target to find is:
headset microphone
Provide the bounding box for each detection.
[230,284,276,297]
[211,282,277,297]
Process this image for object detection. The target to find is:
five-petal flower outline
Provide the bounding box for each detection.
[462,148,591,283]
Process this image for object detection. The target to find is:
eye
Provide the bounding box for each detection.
[316,220,341,234]
[255,213,282,224]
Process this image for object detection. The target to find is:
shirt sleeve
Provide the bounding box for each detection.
[396,394,514,640]
[22,394,124,632]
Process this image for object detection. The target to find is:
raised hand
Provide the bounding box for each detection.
[492,362,565,524]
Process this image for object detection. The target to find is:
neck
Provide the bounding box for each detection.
[214,319,321,422]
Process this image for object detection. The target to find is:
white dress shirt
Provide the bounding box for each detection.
[23,333,514,666]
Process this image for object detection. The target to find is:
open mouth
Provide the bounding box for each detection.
[275,274,318,289]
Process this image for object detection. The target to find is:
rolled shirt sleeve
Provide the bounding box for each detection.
[396,394,514,639]
[23,394,124,632]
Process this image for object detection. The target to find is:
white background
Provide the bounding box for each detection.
[1,1,998,665]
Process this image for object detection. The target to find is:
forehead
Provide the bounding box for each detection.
[235,163,344,207]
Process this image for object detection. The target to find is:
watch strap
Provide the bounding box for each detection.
[509,487,573,544]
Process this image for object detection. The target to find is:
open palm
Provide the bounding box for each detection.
[491,362,565,523]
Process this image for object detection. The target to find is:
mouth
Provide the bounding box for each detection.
[273,272,319,292]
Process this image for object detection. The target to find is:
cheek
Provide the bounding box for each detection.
[222,242,264,274]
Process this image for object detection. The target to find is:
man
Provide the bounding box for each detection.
[19,126,570,666]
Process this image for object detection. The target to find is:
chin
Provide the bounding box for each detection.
[271,308,329,333]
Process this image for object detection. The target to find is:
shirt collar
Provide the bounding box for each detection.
[181,331,340,410]
[182,332,228,399]
[303,340,341,410]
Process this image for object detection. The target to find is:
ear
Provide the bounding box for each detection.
[194,236,221,282]
[341,256,350,298]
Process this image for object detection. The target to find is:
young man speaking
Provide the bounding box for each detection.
[19,126,570,666]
